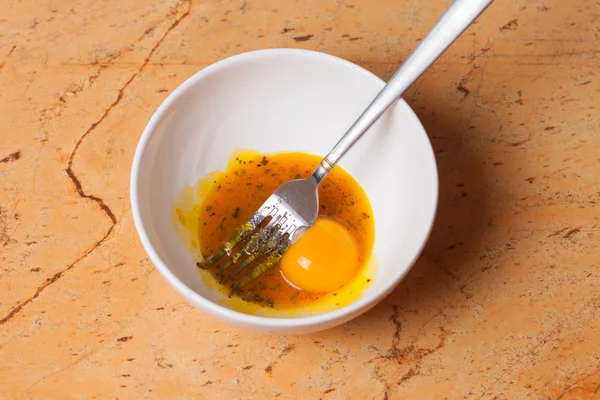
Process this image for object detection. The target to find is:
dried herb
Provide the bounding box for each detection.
[253,294,264,303]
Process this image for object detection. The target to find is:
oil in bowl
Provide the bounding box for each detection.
[172,150,376,317]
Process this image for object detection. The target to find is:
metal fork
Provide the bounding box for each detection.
[199,0,494,293]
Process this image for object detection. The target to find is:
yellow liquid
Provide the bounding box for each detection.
[172,150,376,316]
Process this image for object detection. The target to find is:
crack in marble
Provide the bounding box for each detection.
[0,0,192,327]
[371,305,450,398]
[25,350,97,392]
[475,297,600,399]
[0,151,21,163]
[30,8,178,192]
[551,368,600,400]
[0,45,16,70]
[475,351,532,400]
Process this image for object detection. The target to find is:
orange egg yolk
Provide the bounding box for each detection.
[280,218,360,293]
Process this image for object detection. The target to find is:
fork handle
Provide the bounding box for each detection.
[312,0,494,183]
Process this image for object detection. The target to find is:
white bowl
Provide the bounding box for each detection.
[130,49,438,334]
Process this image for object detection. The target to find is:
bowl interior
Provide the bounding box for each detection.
[134,49,437,319]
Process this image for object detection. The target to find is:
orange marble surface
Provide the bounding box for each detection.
[1,0,599,398]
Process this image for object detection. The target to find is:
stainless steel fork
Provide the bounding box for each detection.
[199,0,494,293]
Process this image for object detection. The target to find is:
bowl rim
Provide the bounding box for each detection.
[130,48,439,329]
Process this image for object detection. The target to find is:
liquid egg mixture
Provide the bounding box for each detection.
[172,150,376,316]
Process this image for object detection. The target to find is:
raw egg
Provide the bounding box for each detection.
[280,218,360,293]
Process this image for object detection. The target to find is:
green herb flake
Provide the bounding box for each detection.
[264,168,271,174]
[233,207,241,219]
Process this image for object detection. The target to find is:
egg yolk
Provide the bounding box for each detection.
[280,218,360,293]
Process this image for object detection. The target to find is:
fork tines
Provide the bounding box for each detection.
[198,202,294,295]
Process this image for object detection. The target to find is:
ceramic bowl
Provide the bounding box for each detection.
[130,48,438,334]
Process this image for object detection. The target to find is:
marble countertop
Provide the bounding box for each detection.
[1,0,599,398]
